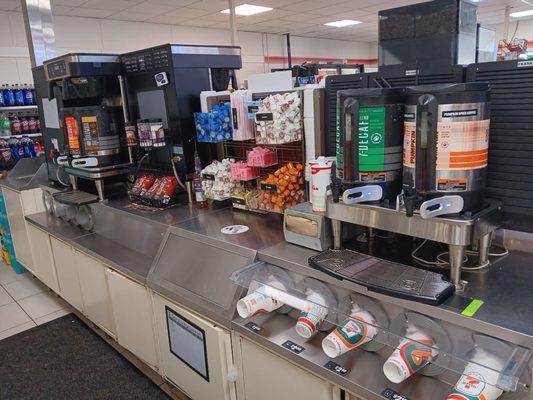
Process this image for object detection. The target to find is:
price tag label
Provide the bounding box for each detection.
[282,340,305,354]
[202,173,215,181]
[381,388,409,400]
[244,322,262,333]
[324,361,349,376]
[255,112,274,122]
[260,183,277,192]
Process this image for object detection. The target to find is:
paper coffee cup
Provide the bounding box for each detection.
[447,350,504,400]
[383,325,437,383]
[237,288,282,318]
[295,291,328,339]
[322,305,378,358]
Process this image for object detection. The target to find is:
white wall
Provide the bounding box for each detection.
[492,19,533,42]
[0,10,377,85]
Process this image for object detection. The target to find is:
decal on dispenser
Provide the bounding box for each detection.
[436,119,489,171]
[81,115,99,155]
[64,116,80,155]
[358,107,386,171]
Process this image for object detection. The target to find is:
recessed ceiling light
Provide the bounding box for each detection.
[510,9,533,17]
[221,4,273,16]
[324,19,362,27]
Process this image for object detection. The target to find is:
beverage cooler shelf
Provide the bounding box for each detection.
[230,261,532,396]
[0,105,37,112]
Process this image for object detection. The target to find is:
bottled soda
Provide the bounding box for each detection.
[28,117,37,133]
[3,85,15,107]
[0,113,10,136]
[193,149,208,208]
[23,84,34,105]
[10,116,21,134]
[0,85,5,107]
[20,117,29,134]
[14,84,25,106]
[22,136,36,158]
[35,117,40,133]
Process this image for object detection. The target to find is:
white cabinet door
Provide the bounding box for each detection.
[50,236,83,311]
[26,224,59,293]
[106,268,158,369]
[2,188,34,271]
[74,250,115,337]
[153,293,236,400]
[239,337,334,400]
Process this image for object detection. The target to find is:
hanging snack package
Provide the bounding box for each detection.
[230,90,254,141]
[255,92,302,145]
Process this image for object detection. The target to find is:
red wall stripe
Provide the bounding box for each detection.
[264,55,378,65]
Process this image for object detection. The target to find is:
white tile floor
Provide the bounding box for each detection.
[0,261,71,341]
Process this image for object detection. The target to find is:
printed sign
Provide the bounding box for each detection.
[282,340,305,354]
[324,361,349,376]
[358,106,386,172]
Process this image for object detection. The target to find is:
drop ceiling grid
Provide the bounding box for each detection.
[3,0,532,42]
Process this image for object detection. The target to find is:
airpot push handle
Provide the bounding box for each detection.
[405,94,439,217]
[343,98,360,183]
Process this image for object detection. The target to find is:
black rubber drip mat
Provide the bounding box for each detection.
[309,249,455,305]
[0,314,170,400]
[53,190,99,206]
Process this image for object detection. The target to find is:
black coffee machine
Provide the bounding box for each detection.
[121,44,242,182]
[41,53,130,200]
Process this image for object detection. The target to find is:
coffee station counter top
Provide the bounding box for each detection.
[103,197,218,228]
[258,242,533,348]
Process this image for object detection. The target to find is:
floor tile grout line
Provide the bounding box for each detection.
[0,317,36,335]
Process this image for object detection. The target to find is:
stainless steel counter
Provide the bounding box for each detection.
[104,197,217,228]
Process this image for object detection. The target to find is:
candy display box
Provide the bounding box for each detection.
[255,92,303,145]
[195,102,233,143]
[230,161,260,181]
[247,147,278,168]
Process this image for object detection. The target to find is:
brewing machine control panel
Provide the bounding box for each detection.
[122,48,171,73]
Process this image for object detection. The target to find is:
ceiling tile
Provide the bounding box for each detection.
[128,1,177,13]
[165,7,210,18]
[109,10,149,21]
[81,0,134,11]
[51,0,87,6]
[66,7,118,17]
[51,5,75,15]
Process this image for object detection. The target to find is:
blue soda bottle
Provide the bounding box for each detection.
[3,85,15,107]
[23,84,34,105]
[14,84,24,106]
[0,85,5,107]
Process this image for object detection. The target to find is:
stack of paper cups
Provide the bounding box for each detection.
[309,157,333,214]
[237,282,286,318]
[383,324,438,383]
[447,349,504,400]
[295,291,329,339]
[322,305,379,358]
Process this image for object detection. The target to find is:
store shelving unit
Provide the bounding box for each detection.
[0,105,38,112]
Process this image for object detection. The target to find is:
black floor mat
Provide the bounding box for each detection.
[0,314,171,400]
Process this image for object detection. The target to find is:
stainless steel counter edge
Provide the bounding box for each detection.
[257,243,533,349]
[25,213,150,285]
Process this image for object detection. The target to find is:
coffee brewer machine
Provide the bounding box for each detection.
[121,44,242,183]
[42,53,130,201]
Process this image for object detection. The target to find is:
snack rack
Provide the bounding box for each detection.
[200,90,308,213]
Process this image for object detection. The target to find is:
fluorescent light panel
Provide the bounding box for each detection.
[510,9,533,17]
[221,4,273,16]
[324,19,362,27]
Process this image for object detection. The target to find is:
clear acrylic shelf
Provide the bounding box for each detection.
[230,261,532,393]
